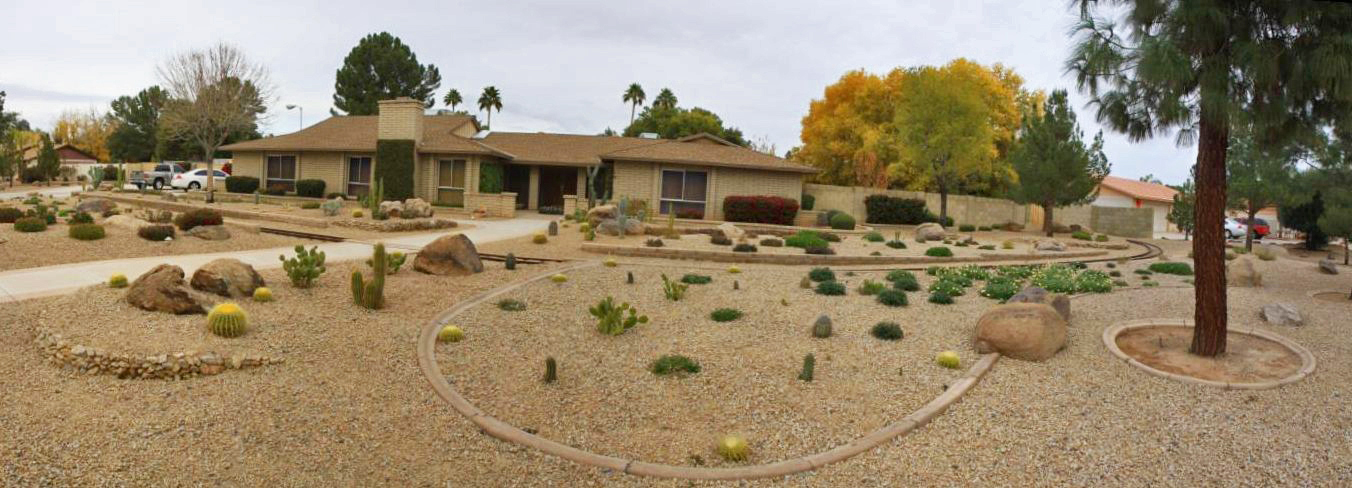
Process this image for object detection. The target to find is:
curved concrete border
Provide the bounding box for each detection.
[416,262,1000,480]
[1307,289,1352,302]
[582,242,1107,266]
[1101,319,1316,390]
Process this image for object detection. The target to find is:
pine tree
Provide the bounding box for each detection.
[332,32,441,115]
[1007,90,1110,236]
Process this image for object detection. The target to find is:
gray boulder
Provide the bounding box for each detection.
[1035,239,1066,252]
[75,197,116,214]
[403,198,433,218]
[1260,303,1303,327]
[915,222,946,242]
[1319,259,1339,275]
[597,218,645,236]
[185,225,231,240]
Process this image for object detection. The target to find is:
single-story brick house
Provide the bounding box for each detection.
[21,143,101,178]
[221,97,815,219]
[1093,175,1180,233]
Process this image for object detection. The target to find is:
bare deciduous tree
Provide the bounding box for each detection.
[158,43,272,202]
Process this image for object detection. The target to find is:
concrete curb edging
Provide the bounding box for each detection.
[581,242,1107,266]
[416,262,1000,480]
[1307,289,1352,301]
[1101,318,1316,390]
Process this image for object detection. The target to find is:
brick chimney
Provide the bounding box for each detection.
[377,97,425,144]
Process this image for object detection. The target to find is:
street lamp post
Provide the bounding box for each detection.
[286,104,303,131]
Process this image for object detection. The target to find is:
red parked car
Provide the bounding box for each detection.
[1241,217,1270,239]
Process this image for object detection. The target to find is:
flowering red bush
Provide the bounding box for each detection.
[722,196,800,226]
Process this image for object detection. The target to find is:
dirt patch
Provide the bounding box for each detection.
[1115,325,1302,383]
[1312,291,1352,303]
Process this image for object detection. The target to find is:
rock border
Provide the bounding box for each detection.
[1101,318,1315,390]
[415,261,1000,480]
[36,330,282,380]
[582,242,1107,266]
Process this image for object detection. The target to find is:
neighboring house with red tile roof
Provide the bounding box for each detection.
[1093,175,1180,233]
[221,98,814,219]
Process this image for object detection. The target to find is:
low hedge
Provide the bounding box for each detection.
[295,179,326,198]
[68,223,106,240]
[864,195,928,225]
[722,195,799,226]
[138,225,176,241]
[1148,262,1194,275]
[225,176,260,194]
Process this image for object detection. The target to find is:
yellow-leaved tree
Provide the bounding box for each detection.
[52,109,118,162]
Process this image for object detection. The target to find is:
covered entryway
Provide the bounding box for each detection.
[503,164,531,209]
[537,166,577,210]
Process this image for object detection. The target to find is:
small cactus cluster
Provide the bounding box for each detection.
[206,303,248,338]
[438,325,464,343]
[252,287,274,302]
[590,296,648,335]
[936,351,961,369]
[717,435,749,462]
[108,273,128,288]
[279,245,327,288]
[351,243,389,309]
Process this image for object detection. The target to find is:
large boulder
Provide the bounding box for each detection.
[717,222,745,241]
[379,200,404,219]
[1035,239,1067,252]
[915,222,945,242]
[973,303,1068,361]
[190,258,264,298]
[185,225,231,240]
[403,198,433,218]
[1319,259,1339,275]
[1006,286,1071,322]
[586,205,618,227]
[125,264,209,315]
[1261,303,1303,327]
[103,215,149,232]
[1228,255,1262,287]
[414,234,484,276]
[75,197,116,214]
[596,218,645,236]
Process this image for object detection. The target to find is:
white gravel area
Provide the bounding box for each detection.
[0,217,303,272]
[2,236,1349,486]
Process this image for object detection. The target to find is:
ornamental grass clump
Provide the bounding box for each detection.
[710,308,743,322]
[876,289,908,307]
[857,279,886,295]
[807,267,835,282]
[928,291,954,304]
[661,273,688,301]
[870,322,904,340]
[1148,262,1194,275]
[652,355,700,376]
[815,280,846,296]
[863,231,885,242]
[681,274,712,285]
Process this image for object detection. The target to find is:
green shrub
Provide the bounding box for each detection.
[863,231,885,242]
[710,308,743,322]
[295,179,326,198]
[815,280,846,296]
[759,238,783,247]
[66,211,93,224]
[877,289,908,307]
[1254,247,1276,261]
[1071,230,1092,240]
[497,298,527,311]
[857,280,886,295]
[820,232,842,243]
[1030,265,1077,293]
[375,139,416,200]
[925,246,953,257]
[928,278,966,297]
[980,278,1020,301]
[225,176,260,193]
[978,226,991,231]
[1148,262,1194,275]
[956,265,991,281]
[784,231,828,249]
[804,246,835,255]
[801,193,815,210]
[885,269,915,282]
[710,234,732,246]
[68,223,105,240]
[891,274,920,292]
[1095,234,1109,242]
[958,224,976,232]
[591,297,648,335]
[996,265,1036,280]
[928,291,954,304]
[1142,280,1160,287]
[137,224,175,241]
[680,274,712,285]
[828,212,856,230]
[1001,240,1015,249]
[732,243,758,253]
[978,244,995,250]
[13,216,47,232]
[174,208,223,231]
[652,355,701,376]
[1134,269,1154,275]
[808,267,835,282]
[23,197,41,205]
[870,322,904,340]
[1074,270,1114,293]
[0,207,21,223]
[885,239,907,249]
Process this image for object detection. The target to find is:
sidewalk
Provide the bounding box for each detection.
[0,185,82,200]
[0,217,548,303]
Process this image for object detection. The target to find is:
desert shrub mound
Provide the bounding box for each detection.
[784,231,828,249]
[815,281,846,296]
[828,212,856,230]
[871,322,904,340]
[174,208,224,231]
[710,308,744,322]
[808,267,835,282]
[652,355,701,376]
[1148,262,1194,275]
[925,246,954,257]
[68,223,106,240]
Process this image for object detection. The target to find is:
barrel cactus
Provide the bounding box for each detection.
[206,303,248,338]
[717,435,750,462]
[728,266,741,274]
[108,273,128,288]
[504,252,517,270]
[603,257,618,267]
[550,273,568,283]
[811,315,832,338]
[252,286,274,302]
[936,351,961,369]
[438,325,464,343]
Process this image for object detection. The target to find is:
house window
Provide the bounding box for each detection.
[347,156,372,197]
[266,155,297,192]
[437,159,466,206]
[659,169,708,219]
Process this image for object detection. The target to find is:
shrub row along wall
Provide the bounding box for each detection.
[36,330,282,380]
[804,183,1028,228]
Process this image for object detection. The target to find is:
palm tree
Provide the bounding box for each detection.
[653,88,677,109]
[443,89,462,111]
[478,86,502,129]
[622,83,645,125]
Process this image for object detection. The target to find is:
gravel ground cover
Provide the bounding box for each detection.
[2,234,1350,485]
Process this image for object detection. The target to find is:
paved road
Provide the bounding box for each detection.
[0,217,549,302]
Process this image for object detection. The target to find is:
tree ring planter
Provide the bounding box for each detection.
[1102,319,1315,390]
[1308,289,1352,304]
[415,262,1000,480]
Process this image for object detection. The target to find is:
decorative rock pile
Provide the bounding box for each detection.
[75,197,116,214]
[1034,239,1067,252]
[332,218,456,232]
[36,330,282,380]
[587,205,646,236]
[125,264,211,314]
[185,225,231,240]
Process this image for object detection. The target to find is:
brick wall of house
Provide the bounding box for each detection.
[377,99,424,143]
[608,159,804,221]
[297,152,345,196]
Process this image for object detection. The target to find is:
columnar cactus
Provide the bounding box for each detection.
[616,197,629,239]
[798,353,815,382]
[543,357,557,383]
[351,243,388,309]
[811,315,832,338]
[717,435,750,462]
[206,303,248,338]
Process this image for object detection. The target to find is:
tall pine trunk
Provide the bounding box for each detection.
[1043,202,1055,237]
[1190,118,1229,357]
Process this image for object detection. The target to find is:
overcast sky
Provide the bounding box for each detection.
[1,0,1195,184]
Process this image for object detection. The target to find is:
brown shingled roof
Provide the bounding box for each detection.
[219,114,489,154]
[601,139,817,173]
[478,132,659,166]
[1099,175,1179,203]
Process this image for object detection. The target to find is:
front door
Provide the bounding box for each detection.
[537,166,577,210]
[503,164,531,209]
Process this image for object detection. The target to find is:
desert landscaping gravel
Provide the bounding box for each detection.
[0,220,304,272]
[2,232,1351,486]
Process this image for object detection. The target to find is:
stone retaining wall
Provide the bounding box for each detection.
[331,218,457,232]
[464,192,517,218]
[36,330,282,380]
[92,192,331,228]
[581,243,1106,265]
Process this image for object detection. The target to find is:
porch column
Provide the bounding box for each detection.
[528,165,540,210]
